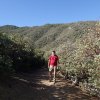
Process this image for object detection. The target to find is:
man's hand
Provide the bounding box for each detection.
[48,66,50,69]
[57,61,60,65]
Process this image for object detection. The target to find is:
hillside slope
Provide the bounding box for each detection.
[0,21,98,50]
[0,21,100,91]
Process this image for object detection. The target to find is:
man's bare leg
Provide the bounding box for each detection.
[49,71,52,81]
[49,67,53,82]
[53,67,56,83]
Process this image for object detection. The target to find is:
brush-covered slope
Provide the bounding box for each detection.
[0,21,100,89]
[0,21,98,50]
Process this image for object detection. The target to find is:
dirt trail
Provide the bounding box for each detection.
[0,68,99,100]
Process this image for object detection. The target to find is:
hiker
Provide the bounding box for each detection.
[48,51,59,82]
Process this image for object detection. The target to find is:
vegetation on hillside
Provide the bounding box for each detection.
[0,33,45,77]
[0,21,100,96]
[58,22,100,89]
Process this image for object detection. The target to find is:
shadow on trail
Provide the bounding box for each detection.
[4,68,98,100]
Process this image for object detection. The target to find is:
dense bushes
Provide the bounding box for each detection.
[57,22,100,96]
[0,33,45,77]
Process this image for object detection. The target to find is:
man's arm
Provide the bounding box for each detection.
[48,59,50,68]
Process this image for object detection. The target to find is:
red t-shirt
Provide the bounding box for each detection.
[49,55,59,66]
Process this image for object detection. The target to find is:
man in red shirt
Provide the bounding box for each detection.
[48,51,59,83]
